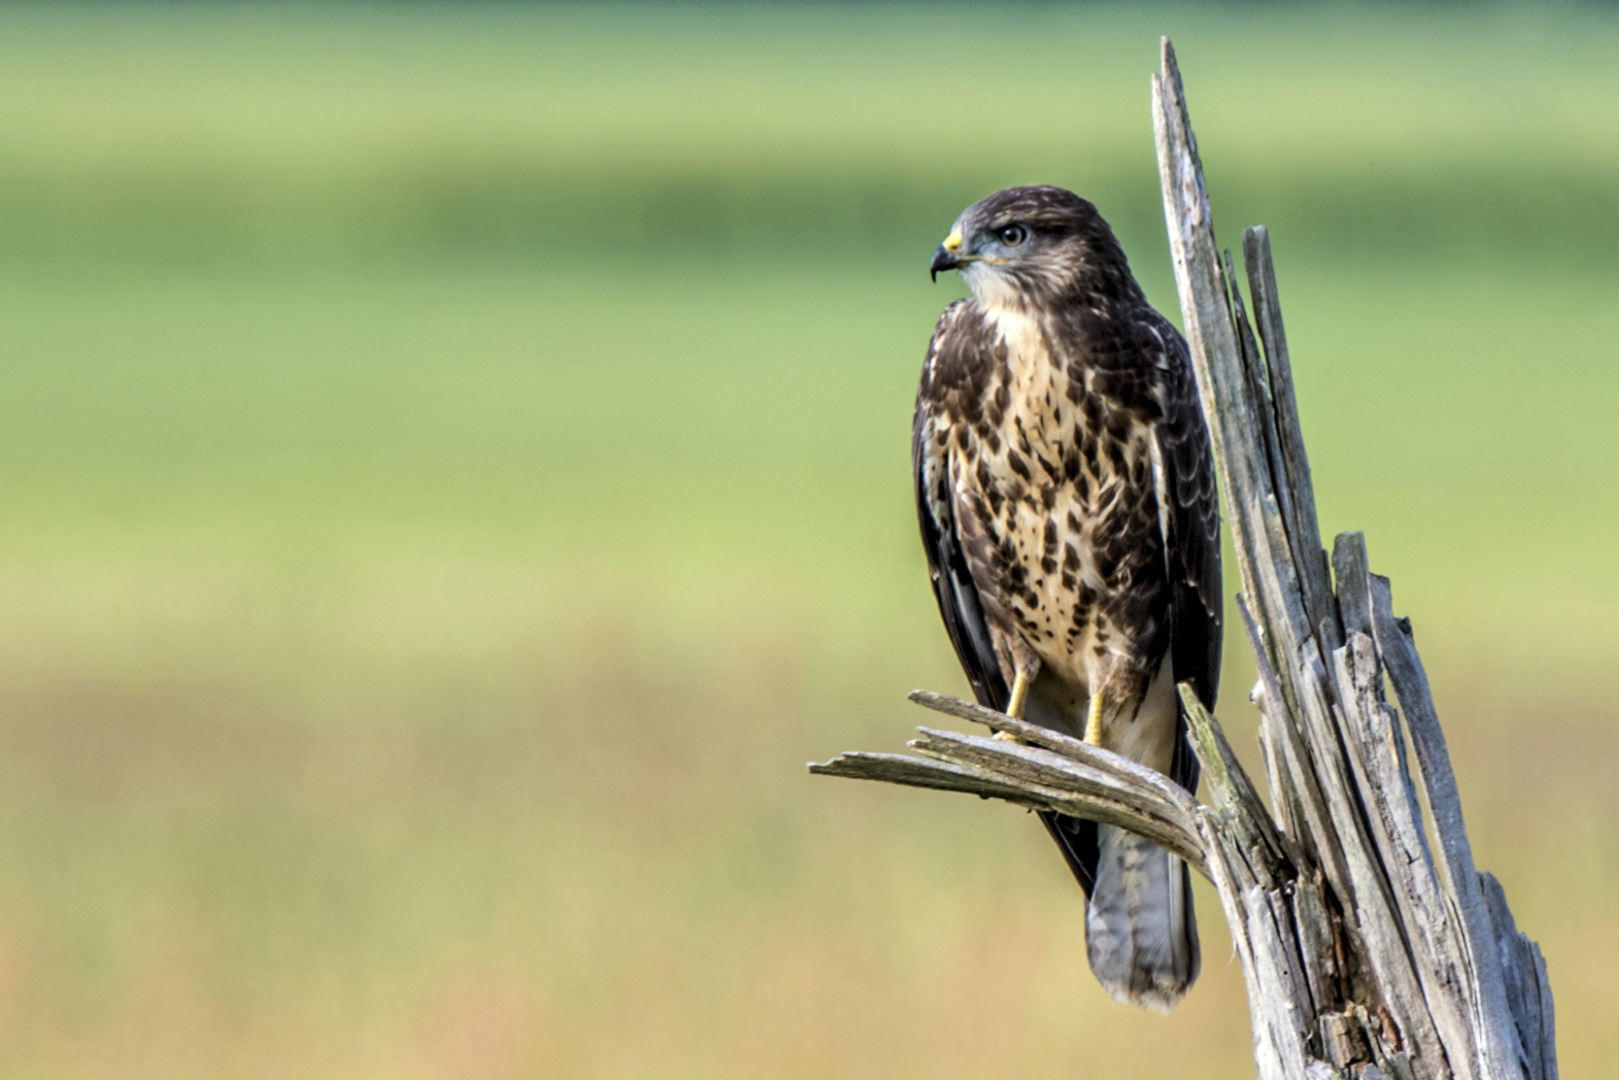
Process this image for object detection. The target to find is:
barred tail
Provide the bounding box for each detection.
[1084,823,1200,1012]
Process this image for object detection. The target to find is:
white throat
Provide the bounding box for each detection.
[962,262,1025,314]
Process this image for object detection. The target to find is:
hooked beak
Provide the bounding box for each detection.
[929,226,967,282]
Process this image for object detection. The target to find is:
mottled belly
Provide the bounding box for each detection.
[952,397,1165,700]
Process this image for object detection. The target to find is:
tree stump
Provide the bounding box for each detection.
[811,38,1556,1080]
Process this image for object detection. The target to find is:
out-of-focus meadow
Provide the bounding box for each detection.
[1,4,1617,1077]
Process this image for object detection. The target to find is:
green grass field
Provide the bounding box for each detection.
[0,5,1616,1078]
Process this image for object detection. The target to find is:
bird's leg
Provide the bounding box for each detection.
[1083,690,1105,746]
[1006,668,1033,720]
[992,660,1040,741]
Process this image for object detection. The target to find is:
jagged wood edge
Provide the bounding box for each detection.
[810,691,1210,875]
[1153,33,1546,1080]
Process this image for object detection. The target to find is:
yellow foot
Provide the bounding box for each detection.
[1083,691,1105,746]
[992,730,1019,742]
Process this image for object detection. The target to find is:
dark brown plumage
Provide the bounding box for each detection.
[914,185,1221,1010]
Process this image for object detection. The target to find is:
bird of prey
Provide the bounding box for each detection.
[914,185,1221,1011]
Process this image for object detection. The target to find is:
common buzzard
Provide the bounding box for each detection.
[915,185,1221,1011]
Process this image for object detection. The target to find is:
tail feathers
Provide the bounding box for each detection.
[1084,824,1200,1012]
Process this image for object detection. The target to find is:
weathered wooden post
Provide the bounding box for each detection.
[811,39,1556,1080]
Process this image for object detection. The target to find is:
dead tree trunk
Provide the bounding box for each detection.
[811,39,1556,1080]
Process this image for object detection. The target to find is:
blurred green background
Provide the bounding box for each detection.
[0,4,1616,1078]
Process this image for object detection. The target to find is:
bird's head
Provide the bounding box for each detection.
[929,185,1140,309]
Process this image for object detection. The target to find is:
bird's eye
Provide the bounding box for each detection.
[998,225,1027,247]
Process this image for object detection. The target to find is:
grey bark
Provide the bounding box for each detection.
[810,37,1556,1080]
